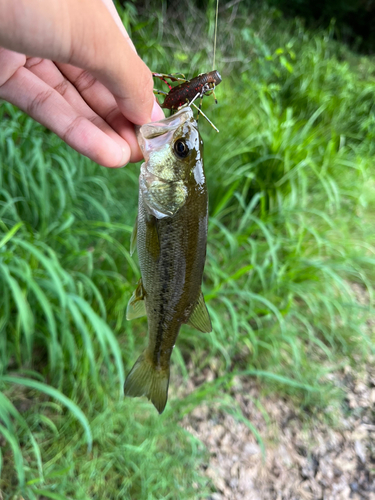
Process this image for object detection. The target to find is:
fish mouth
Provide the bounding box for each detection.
[136,107,196,157]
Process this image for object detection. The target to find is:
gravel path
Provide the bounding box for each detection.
[182,284,375,499]
[183,358,375,499]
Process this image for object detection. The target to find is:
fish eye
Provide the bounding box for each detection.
[174,139,189,158]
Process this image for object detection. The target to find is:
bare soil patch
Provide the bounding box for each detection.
[182,284,375,499]
[183,358,375,499]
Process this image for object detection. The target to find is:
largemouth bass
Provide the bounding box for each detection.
[124,106,212,414]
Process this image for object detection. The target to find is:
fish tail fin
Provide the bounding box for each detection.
[124,350,170,414]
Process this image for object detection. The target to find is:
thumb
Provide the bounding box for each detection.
[90,40,156,125]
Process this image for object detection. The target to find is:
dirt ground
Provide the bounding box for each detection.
[183,360,375,500]
[182,285,375,500]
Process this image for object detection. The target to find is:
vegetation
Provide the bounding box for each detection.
[265,0,375,52]
[1,2,375,498]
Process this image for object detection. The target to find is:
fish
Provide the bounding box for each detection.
[124,106,212,414]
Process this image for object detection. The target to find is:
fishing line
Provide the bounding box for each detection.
[212,0,219,71]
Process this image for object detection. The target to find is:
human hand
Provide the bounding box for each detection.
[0,0,165,167]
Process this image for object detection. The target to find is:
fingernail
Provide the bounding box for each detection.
[118,147,129,167]
[151,99,165,122]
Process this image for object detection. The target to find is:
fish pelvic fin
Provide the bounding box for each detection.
[124,350,170,414]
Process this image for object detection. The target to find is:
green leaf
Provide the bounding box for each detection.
[1,376,92,452]
[0,222,24,249]
[0,423,25,486]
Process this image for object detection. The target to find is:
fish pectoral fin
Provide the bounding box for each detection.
[126,299,146,320]
[124,350,170,414]
[126,280,146,320]
[187,290,212,333]
[145,214,160,260]
[130,214,138,256]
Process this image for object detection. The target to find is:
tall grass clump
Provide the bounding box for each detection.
[130,0,375,400]
[1,2,375,498]
[0,103,210,498]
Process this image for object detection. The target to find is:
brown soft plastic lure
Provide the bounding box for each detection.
[124,107,212,414]
[153,70,222,110]
[153,70,222,132]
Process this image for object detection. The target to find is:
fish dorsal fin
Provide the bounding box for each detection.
[126,280,146,320]
[130,214,138,256]
[187,290,212,333]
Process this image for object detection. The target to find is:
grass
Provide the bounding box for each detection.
[1,2,375,498]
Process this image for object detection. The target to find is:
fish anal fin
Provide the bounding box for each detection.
[187,290,212,333]
[130,214,138,256]
[126,280,146,320]
[124,350,170,414]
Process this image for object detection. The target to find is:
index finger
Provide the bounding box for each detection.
[0,65,130,167]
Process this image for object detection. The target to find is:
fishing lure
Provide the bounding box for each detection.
[153,70,222,110]
[153,70,222,132]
